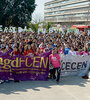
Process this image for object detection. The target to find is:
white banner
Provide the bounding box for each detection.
[61,55,90,76]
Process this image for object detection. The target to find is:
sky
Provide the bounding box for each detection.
[32,0,52,22]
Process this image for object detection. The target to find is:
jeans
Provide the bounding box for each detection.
[53,67,61,81]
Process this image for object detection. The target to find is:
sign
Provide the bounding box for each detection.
[61,55,90,76]
[0,52,50,81]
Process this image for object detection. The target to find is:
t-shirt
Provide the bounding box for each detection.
[24,50,28,55]
[27,49,34,54]
[0,51,8,56]
[81,51,89,56]
[58,50,64,54]
[13,51,19,55]
[40,47,46,53]
[49,54,60,68]
[68,50,77,55]
[76,51,83,55]
[27,49,35,56]
[64,47,70,55]
[52,44,56,48]
[24,49,35,56]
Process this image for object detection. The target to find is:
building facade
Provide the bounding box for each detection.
[44,0,90,27]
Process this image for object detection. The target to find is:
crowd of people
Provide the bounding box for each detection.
[0,31,90,83]
[0,31,90,56]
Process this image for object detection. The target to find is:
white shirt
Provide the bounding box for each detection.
[68,50,77,55]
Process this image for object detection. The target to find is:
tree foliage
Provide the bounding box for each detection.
[28,21,53,33]
[46,22,52,32]
[28,22,40,32]
[0,0,36,27]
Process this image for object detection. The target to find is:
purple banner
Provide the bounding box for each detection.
[0,52,51,81]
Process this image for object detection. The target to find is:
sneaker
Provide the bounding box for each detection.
[82,76,89,79]
[14,80,20,82]
[1,80,5,84]
[56,80,59,84]
[5,80,9,83]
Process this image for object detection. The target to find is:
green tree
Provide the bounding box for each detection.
[46,22,52,32]
[28,22,40,32]
[0,0,36,27]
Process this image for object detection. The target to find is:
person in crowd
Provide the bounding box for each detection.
[68,46,77,56]
[18,47,23,55]
[81,46,89,56]
[36,47,40,55]
[0,47,8,56]
[63,43,71,55]
[49,47,61,83]
[58,45,64,55]
[46,44,53,51]
[0,30,90,83]
[24,45,28,56]
[39,42,46,53]
[27,45,34,57]
[76,46,82,55]
[11,47,19,56]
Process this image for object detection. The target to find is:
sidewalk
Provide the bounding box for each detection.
[0,76,90,100]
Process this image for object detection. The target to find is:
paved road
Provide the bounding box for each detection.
[0,76,90,100]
